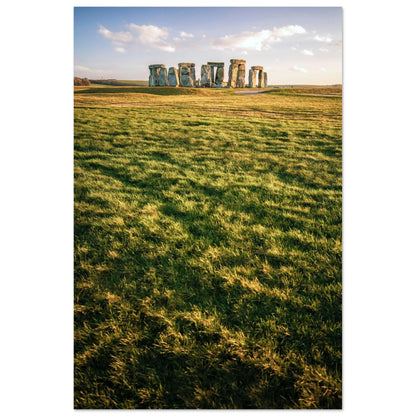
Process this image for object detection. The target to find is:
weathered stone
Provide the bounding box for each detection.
[201,64,212,87]
[257,70,265,88]
[159,68,167,86]
[230,59,246,65]
[236,63,245,88]
[216,66,224,84]
[251,65,263,71]
[207,62,224,67]
[180,66,192,87]
[178,63,195,87]
[148,65,166,86]
[248,69,257,88]
[168,67,179,87]
[190,66,196,87]
[264,72,268,88]
[228,63,239,88]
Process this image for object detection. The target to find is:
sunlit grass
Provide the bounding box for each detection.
[74,85,342,409]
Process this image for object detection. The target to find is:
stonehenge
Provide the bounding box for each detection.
[148,59,268,88]
[168,67,179,87]
[178,63,196,87]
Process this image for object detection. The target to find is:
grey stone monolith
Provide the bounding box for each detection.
[180,66,191,87]
[248,69,256,88]
[228,64,238,88]
[216,66,224,84]
[201,64,212,87]
[159,68,167,86]
[168,67,179,86]
[236,64,245,88]
[258,70,265,88]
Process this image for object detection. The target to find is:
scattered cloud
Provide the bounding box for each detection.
[290,65,307,73]
[321,67,327,72]
[129,24,175,52]
[180,31,194,39]
[98,25,133,45]
[274,25,306,37]
[319,47,329,52]
[202,34,206,38]
[98,24,175,53]
[242,50,248,55]
[212,24,306,51]
[302,49,314,56]
[314,34,332,43]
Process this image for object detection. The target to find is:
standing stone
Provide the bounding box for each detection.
[168,67,179,87]
[148,64,165,87]
[236,63,246,88]
[248,69,256,88]
[153,68,161,86]
[190,64,196,87]
[228,64,239,88]
[149,71,155,87]
[180,66,191,87]
[258,70,265,88]
[228,59,245,88]
[210,66,215,84]
[201,64,212,87]
[264,72,268,88]
[178,63,195,87]
[216,66,224,84]
[159,68,167,86]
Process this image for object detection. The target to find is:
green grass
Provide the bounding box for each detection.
[74,85,342,409]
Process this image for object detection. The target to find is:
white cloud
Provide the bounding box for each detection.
[314,34,332,43]
[180,31,194,39]
[321,67,327,72]
[212,24,306,51]
[202,34,206,38]
[302,49,314,56]
[129,24,175,52]
[98,24,175,53]
[273,25,306,37]
[242,50,248,55]
[290,65,307,73]
[98,25,133,45]
[319,47,329,52]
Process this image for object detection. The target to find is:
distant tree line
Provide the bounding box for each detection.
[74,77,91,86]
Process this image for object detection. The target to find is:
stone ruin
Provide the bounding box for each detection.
[149,59,267,88]
[248,66,268,88]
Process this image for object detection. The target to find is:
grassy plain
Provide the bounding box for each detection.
[74,85,342,409]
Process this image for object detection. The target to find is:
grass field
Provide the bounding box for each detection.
[74,85,342,409]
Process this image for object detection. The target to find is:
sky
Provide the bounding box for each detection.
[74,7,342,85]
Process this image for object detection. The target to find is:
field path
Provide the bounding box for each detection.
[234,89,267,95]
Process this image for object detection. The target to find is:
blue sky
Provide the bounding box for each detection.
[74,7,342,85]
